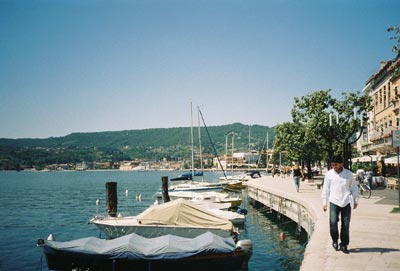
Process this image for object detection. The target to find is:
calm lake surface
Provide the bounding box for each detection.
[0,170,306,271]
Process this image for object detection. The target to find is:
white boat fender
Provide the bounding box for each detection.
[96,199,100,206]
[47,234,55,241]
[236,239,252,253]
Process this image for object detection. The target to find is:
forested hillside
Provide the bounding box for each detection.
[0,123,275,170]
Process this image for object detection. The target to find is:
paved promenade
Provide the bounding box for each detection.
[246,175,400,271]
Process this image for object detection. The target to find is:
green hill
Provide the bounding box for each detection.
[0,123,275,170]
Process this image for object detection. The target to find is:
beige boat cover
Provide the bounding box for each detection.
[136,199,234,231]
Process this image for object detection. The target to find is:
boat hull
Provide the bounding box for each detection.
[38,232,251,271]
[43,249,247,271]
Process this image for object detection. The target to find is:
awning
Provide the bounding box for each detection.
[369,130,381,141]
[382,126,396,138]
[352,155,382,163]
[384,155,400,164]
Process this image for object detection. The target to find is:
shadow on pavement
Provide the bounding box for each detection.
[350,247,400,253]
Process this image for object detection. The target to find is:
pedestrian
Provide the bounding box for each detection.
[365,167,373,189]
[322,155,359,254]
[356,167,365,184]
[292,164,303,192]
[286,165,291,177]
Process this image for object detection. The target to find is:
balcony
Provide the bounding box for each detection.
[391,97,400,113]
[363,137,395,154]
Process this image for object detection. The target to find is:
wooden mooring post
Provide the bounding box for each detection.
[106,182,118,217]
[161,176,170,203]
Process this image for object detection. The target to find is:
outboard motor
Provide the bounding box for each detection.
[236,207,248,215]
[236,239,253,254]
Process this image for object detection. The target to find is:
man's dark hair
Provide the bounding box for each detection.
[331,155,343,163]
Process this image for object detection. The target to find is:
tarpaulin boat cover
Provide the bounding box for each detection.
[42,231,236,260]
[136,199,234,231]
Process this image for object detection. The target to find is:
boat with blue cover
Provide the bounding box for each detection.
[37,231,252,271]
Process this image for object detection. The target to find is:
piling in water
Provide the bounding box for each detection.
[106,182,118,217]
[161,176,170,203]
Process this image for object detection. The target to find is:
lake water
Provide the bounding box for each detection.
[0,170,306,271]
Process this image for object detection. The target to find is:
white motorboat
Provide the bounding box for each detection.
[90,199,238,239]
[168,181,224,192]
[164,190,242,210]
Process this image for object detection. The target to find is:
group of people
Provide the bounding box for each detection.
[271,164,304,192]
[356,167,374,189]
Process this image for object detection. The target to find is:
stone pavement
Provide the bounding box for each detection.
[246,175,400,271]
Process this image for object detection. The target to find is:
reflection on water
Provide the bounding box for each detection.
[240,196,307,271]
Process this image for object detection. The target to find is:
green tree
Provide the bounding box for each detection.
[274,90,372,175]
[388,25,400,56]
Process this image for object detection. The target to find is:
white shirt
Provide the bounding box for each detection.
[356,168,365,177]
[322,168,359,207]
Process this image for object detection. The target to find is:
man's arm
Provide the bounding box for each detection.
[321,173,330,211]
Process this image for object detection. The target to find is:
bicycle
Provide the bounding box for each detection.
[358,182,371,199]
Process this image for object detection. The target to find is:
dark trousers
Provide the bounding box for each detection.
[367,178,373,190]
[329,202,351,246]
[293,176,300,192]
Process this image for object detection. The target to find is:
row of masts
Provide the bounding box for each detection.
[190,101,272,179]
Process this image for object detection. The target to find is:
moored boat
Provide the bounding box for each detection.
[170,171,203,181]
[37,231,252,271]
[167,191,242,209]
[89,199,238,239]
[153,180,224,198]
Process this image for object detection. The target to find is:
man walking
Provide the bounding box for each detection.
[322,155,359,254]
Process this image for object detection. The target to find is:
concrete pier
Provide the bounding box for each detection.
[246,175,400,271]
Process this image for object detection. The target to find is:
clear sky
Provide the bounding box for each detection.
[1,0,399,139]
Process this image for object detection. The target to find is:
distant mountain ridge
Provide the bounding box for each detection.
[0,123,275,170]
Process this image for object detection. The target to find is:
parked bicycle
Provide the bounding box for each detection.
[358,182,371,199]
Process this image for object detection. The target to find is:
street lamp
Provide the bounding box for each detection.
[329,108,365,170]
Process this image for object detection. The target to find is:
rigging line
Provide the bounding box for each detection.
[197,109,204,181]
[257,131,269,169]
[197,107,227,179]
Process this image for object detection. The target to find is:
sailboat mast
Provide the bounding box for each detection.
[231,133,234,176]
[190,101,194,180]
[266,133,269,172]
[248,125,251,151]
[197,110,204,180]
[248,125,251,169]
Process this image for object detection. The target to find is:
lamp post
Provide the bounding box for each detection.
[329,108,365,170]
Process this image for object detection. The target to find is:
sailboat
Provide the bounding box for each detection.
[168,103,223,192]
[170,101,203,181]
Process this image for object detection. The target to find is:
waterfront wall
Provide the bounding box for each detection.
[247,185,314,237]
[246,177,329,271]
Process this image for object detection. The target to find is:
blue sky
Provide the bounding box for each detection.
[1,0,399,139]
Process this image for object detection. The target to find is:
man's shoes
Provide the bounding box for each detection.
[332,241,339,251]
[339,244,349,254]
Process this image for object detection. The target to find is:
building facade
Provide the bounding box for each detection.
[360,55,400,162]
